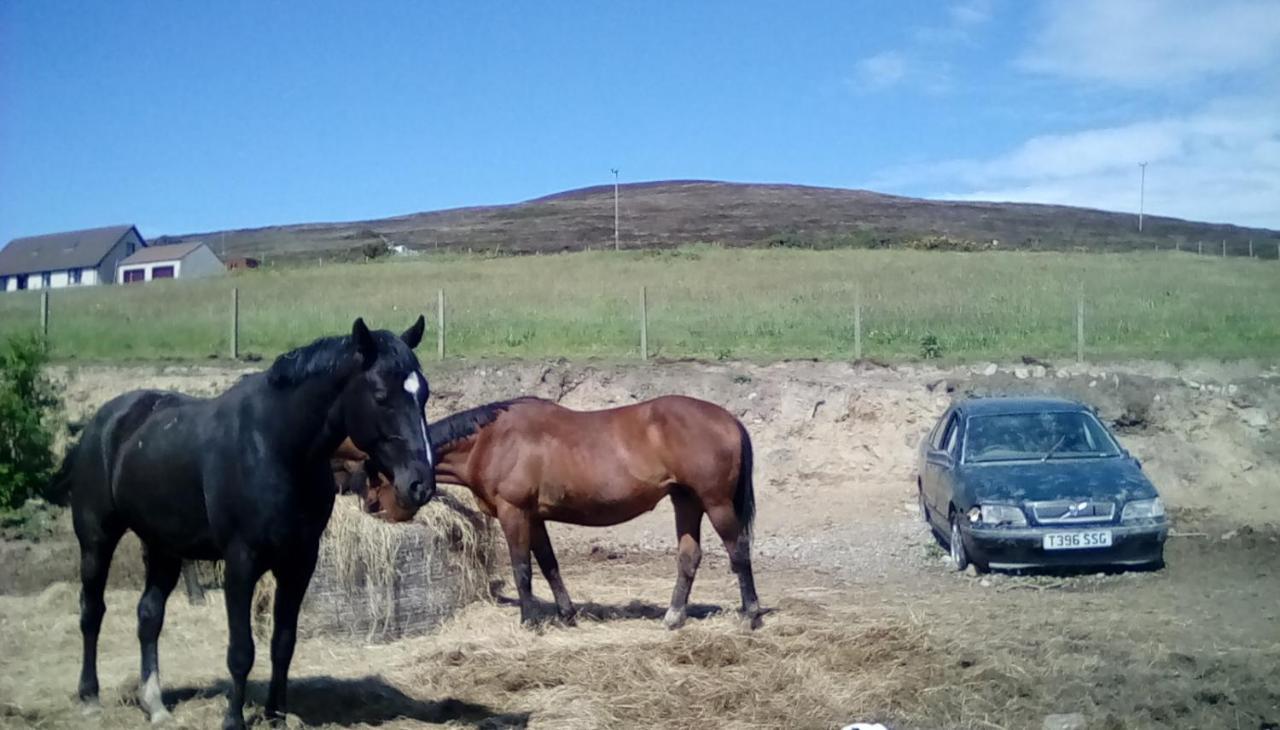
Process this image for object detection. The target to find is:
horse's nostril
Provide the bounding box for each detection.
[410,480,427,503]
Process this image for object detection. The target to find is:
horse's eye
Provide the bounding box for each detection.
[374,389,389,404]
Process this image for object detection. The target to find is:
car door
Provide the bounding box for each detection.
[923,411,960,523]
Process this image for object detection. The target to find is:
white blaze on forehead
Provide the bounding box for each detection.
[404,371,434,466]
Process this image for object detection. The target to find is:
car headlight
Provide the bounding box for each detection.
[971,504,1028,527]
[1122,498,1165,521]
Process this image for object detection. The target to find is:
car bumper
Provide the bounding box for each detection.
[962,521,1168,569]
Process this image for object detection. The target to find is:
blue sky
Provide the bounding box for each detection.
[2,0,1278,244]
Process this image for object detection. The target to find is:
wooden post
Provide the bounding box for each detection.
[229,287,239,359]
[1249,239,1254,258]
[1221,239,1226,257]
[1175,240,1180,252]
[436,289,445,360]
[1076,287,1085,365]
[39,291,49,348]
[1198,240,1203,255]
[854,284,863,361]
[639,286,648,360]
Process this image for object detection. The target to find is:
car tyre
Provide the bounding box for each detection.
[917,484,930,524]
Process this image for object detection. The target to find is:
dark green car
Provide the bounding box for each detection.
[916,396,1168,572]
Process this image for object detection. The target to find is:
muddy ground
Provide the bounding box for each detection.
[2,359,1278,729]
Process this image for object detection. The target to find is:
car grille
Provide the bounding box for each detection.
[1029,499,1116,524]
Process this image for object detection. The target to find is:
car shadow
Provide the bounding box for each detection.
[163,675,530,727]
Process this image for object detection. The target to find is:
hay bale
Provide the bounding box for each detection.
[254,487,497,643]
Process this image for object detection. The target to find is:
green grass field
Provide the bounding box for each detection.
[2,246,1277,363]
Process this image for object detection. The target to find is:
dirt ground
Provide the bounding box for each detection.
[2,358,1278,729]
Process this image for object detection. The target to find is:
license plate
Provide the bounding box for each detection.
[1043,530,1113,550]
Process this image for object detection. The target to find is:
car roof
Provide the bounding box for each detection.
[953,396,1091,417]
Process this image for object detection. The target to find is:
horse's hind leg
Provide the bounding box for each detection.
[136,546,183,723]
[530,520,576,625]
[664,489,704,630]
[77,526,124,707]
[706,503,761,629]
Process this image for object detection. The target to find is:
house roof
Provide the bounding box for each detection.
[0,225,138,277]
[118,242,209,266]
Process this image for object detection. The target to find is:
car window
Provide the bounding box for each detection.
[929,411,951,449]
[964,411,1121,463]
[934,413,958,453]
[944,417,961,455]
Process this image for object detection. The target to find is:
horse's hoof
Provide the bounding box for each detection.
[739,611,763,631]
[80,699,102,716]
[558,610,578,627]
[149,708,174,725]
[222,716,247,730]
[663,607,687,630]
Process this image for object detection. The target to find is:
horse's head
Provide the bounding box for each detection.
[340,315,437,517]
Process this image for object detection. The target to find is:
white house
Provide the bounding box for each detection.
[116,242,224,283]
[0,225,146,292]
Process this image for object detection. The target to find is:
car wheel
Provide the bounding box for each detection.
[949,511,970,572]
[917,484,930,524]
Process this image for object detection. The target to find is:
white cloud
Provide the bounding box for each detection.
[900,100,1280,227]
[950,0,993,29]
[1020,0,1280,86]
[853,51,908,91]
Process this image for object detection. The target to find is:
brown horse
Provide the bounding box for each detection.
[362,395,760,629]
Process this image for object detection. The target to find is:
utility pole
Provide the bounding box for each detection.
[1138,162,1147,233]
[611,168,620,251]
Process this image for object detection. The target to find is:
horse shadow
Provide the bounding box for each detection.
[163,675,529,728]
[494,594,740,624]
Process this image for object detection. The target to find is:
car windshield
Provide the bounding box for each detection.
[964,411,1120,463]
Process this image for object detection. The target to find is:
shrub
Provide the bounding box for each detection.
[919,334,943,360]
[0,334,60,511]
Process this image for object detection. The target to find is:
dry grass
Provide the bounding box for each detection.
[3,560,1279,730]
[253,489,498,643]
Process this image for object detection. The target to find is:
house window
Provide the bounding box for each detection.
[123,269,145,284]
[152,265,175,279]
[127,241,136,256]
[40,272,51,288]
[69,269,82,285]
[17,274,28,290]
[0,276,7,291]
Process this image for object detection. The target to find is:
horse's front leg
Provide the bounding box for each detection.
[496,505,536,626]
[222,543,264,730]
[530,520,576,625]
[265,545,319,723]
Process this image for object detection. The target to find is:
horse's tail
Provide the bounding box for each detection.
[733,419,756,541]
[42,439,79,507]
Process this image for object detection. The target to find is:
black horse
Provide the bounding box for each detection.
[45,317,437,729]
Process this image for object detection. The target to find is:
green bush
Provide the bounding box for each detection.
[0,334,60,510]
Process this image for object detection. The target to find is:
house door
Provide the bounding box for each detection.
[152,266,175,279]
[16,274,28,290]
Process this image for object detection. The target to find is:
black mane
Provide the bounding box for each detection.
[429,397,545,449]
[266,330,421,389]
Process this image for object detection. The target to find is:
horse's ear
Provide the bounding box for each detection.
[401,315,426,350]
[352,317,377,367]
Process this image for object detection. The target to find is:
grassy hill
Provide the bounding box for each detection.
[150,181,1280,263]
[4,246,1277,363]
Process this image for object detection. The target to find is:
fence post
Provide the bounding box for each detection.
[854,284,863,361]
[1249,239,1254,258]
[1222,239,1226,257]
[639,286,648,360]
[40,291,49,349]
[1198,240,1203,255]
[1076,287,1085,365]
[436,289,445,360]
[229,287,239,359]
